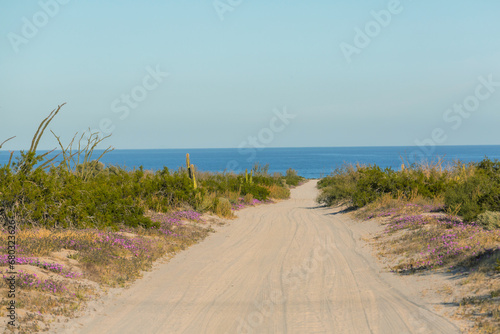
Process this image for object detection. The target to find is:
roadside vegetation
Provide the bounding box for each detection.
[317,160,500,333]
[0,104,304,333]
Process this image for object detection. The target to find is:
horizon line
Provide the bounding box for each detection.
[2,143,500,152]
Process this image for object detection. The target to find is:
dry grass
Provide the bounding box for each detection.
[0,211,213,332]
[354,193,443,221]
[362,200,500,333]
[267,184,291,200]
[243,193,254,205]
[215,198,233,218]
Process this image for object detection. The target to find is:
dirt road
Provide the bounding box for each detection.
[69,180,460,333]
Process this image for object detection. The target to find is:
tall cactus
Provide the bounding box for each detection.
[191,163,197,189]
[186,153,191,178]
[186,153,197,189]
[244,169,253,184]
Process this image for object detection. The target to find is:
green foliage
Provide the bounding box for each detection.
[284,168,303,187]
[476,211,500,230]
[444,159,500,222]
[0,158,298,229]
[244,169,254,184]
[52,128,113,180]
[252,162,270,176]
[267,184,291,199]
[240,182,270,201]
[185,154,197,189]
[317,163,451,208]
[214,197,232,217]
[318,158,500,224]
[243,193,254,205]
[196,170,298,202]
[0,105,301,229]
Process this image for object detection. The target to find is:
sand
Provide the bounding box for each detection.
[58,180,461,334]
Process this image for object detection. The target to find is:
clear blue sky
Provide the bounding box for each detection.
[1,0,499,150]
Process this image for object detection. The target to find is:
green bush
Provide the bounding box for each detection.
[317,165,368,207]
[243,193,254,204]
[318,158,500,224]
[196,172,283,201]
[0,159,297,229]
[317,163,452,208]
[1,105,299,231]
[283,168,303,187]
[444,159,500,222]
[268,184,291,199]
[240,183,270,201]
[476,211,500,230]
[214,197,232,217]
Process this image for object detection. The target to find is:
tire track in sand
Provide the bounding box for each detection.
[63,180,460,334]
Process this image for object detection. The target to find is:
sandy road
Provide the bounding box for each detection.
[70,180,460,334]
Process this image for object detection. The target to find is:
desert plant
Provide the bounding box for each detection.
[214,197,233,218]
[0,136,15,168]
[444,159,500,221]
[185,154,197,189]
[284,168,303,186]
[476,211,500,230]
[317,162,452,208]
[1,105,297,231]
[52,129,113,180]
[267,184,290,199]
[243,193,254,204]
[252,162,270,176]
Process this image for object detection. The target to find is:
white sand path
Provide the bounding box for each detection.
[65,180,460,334]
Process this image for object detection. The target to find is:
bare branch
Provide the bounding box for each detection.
[0,136,15,149]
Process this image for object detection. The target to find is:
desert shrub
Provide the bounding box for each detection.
[223,190,241,204]
[243,193,254,204]
[444,159,500,222]
[444,176,485,221]
[318,158,500,224]
[267,184,291,199]
[316,165,360,206]
[74,160,105,179]
[283,168,303,187]
[252,163,270,176]
[0,105,299,233]
[214,197,233,218]
[240,183,270,201]
[476,211,500,230]
[0,159,296,230]
[197,173,279,201]
[0,165,157,229]
[250,175,276,187]
[193,192,215,212]
[317,162,452,208]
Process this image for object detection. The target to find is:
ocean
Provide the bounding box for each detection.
[2,146,499,179]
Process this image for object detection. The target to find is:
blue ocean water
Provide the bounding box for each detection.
[2,146,499,179]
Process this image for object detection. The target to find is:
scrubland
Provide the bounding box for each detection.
[317,159,500,333]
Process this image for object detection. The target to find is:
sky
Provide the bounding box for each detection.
[1,0,499,150]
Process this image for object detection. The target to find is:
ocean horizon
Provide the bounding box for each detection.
[1,145,499,179]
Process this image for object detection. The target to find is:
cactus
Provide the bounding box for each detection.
[244,169,253,184]
[186,153,191,178]
[191,163,197,189]
[186,153,197,188]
